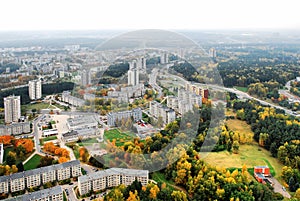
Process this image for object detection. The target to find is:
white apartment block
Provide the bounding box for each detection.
[167,89,202,114]
[10,173,25,193]
[5,186,63,201]
[61,91,85,107]
[0,160,81,194]
[0,122,31,136]
[128,68,139,86]
[149,101,176,124]
[0,144,3,164]
[78,168,148,196]
[160,52,169,64]
[81,69,91,86]
[0,175,9,194]
[28,80,42,100]
[107,108,142,127]
[4,95,21,124]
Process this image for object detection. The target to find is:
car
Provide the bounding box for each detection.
[282,187,286,192]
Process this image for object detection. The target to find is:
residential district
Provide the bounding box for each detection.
[0,40,298,200]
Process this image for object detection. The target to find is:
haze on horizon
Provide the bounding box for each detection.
[0,0,299,31]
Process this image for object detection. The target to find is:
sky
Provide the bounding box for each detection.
[0,0,299,31]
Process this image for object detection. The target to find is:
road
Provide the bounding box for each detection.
[165,69,300,117]
[33,114,46,154]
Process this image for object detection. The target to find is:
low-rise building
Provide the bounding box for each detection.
[67,115,98,130]
[0,122,31,136]
[42,128,58,137]
[0,160,81,194]
[62,127,97,143]
[78,168,148,196]
[107,108,142,127]
[5,186,63,201]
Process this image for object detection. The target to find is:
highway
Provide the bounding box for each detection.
[153,64,300,117]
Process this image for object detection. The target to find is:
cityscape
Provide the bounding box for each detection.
[0,0,300,201]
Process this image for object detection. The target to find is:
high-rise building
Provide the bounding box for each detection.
[128,68,139,86]
[28,80,42,100]
[160,53,169,64]
[4,95,21,124]
[137,57,146,70]
[81,69,91,86]
[209,48,217,58]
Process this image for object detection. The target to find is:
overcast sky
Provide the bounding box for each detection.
[0,0,299,31]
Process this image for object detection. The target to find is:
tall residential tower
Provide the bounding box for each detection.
[28,80,42,100]
[4,95,21,124]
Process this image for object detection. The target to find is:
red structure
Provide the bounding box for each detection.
[254,166,271,184]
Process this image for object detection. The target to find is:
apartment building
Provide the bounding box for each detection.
[4,95,21,124]
[0,144,3,164]
[149,101,176,124]
[28,80,42,100]
[78,168,148,196]
[5,186,63,201]
[0,122,31,136]
[107,108,142,127]
[61,91,85,107]
[185,82,209,99]
[0,160,81,194]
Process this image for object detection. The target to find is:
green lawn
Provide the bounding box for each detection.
[203,144,283,179]
[77,138,98,146]
[21,102,50,112]
[234,86,248,92]
[104,129,136,146]
[24,154,42,170]
[40,136,57,145]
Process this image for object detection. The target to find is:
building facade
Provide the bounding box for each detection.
[0,122,31,136]
[149,101,176,124]
[28,80,42,100]
[4,95,21,124]
[78,168,148,196]
[5,186,63,201]
[81,69,91,86]
[107,108,142,127]
[0,160,81,194]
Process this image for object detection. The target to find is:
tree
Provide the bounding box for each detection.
[232,141,239,154]
[16,162,24,172]
[11,165,18,173]
[58,157,69,164]
[79,147,89,162]
[6,151,16,166]
[294,188,300,200]
[171,191,188,201]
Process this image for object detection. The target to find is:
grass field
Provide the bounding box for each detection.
[151,172,175,190]
[203,144,283,178]
[234,86,248,92]
[40,136,57,145]
[104,129,136,146]
[226,119,254,140]
[24,154,42,170]
[21,102,50,112]
[77,138,98,146]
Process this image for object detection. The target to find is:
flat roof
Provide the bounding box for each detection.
[79,168,148,184]
[5,186,63,201]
